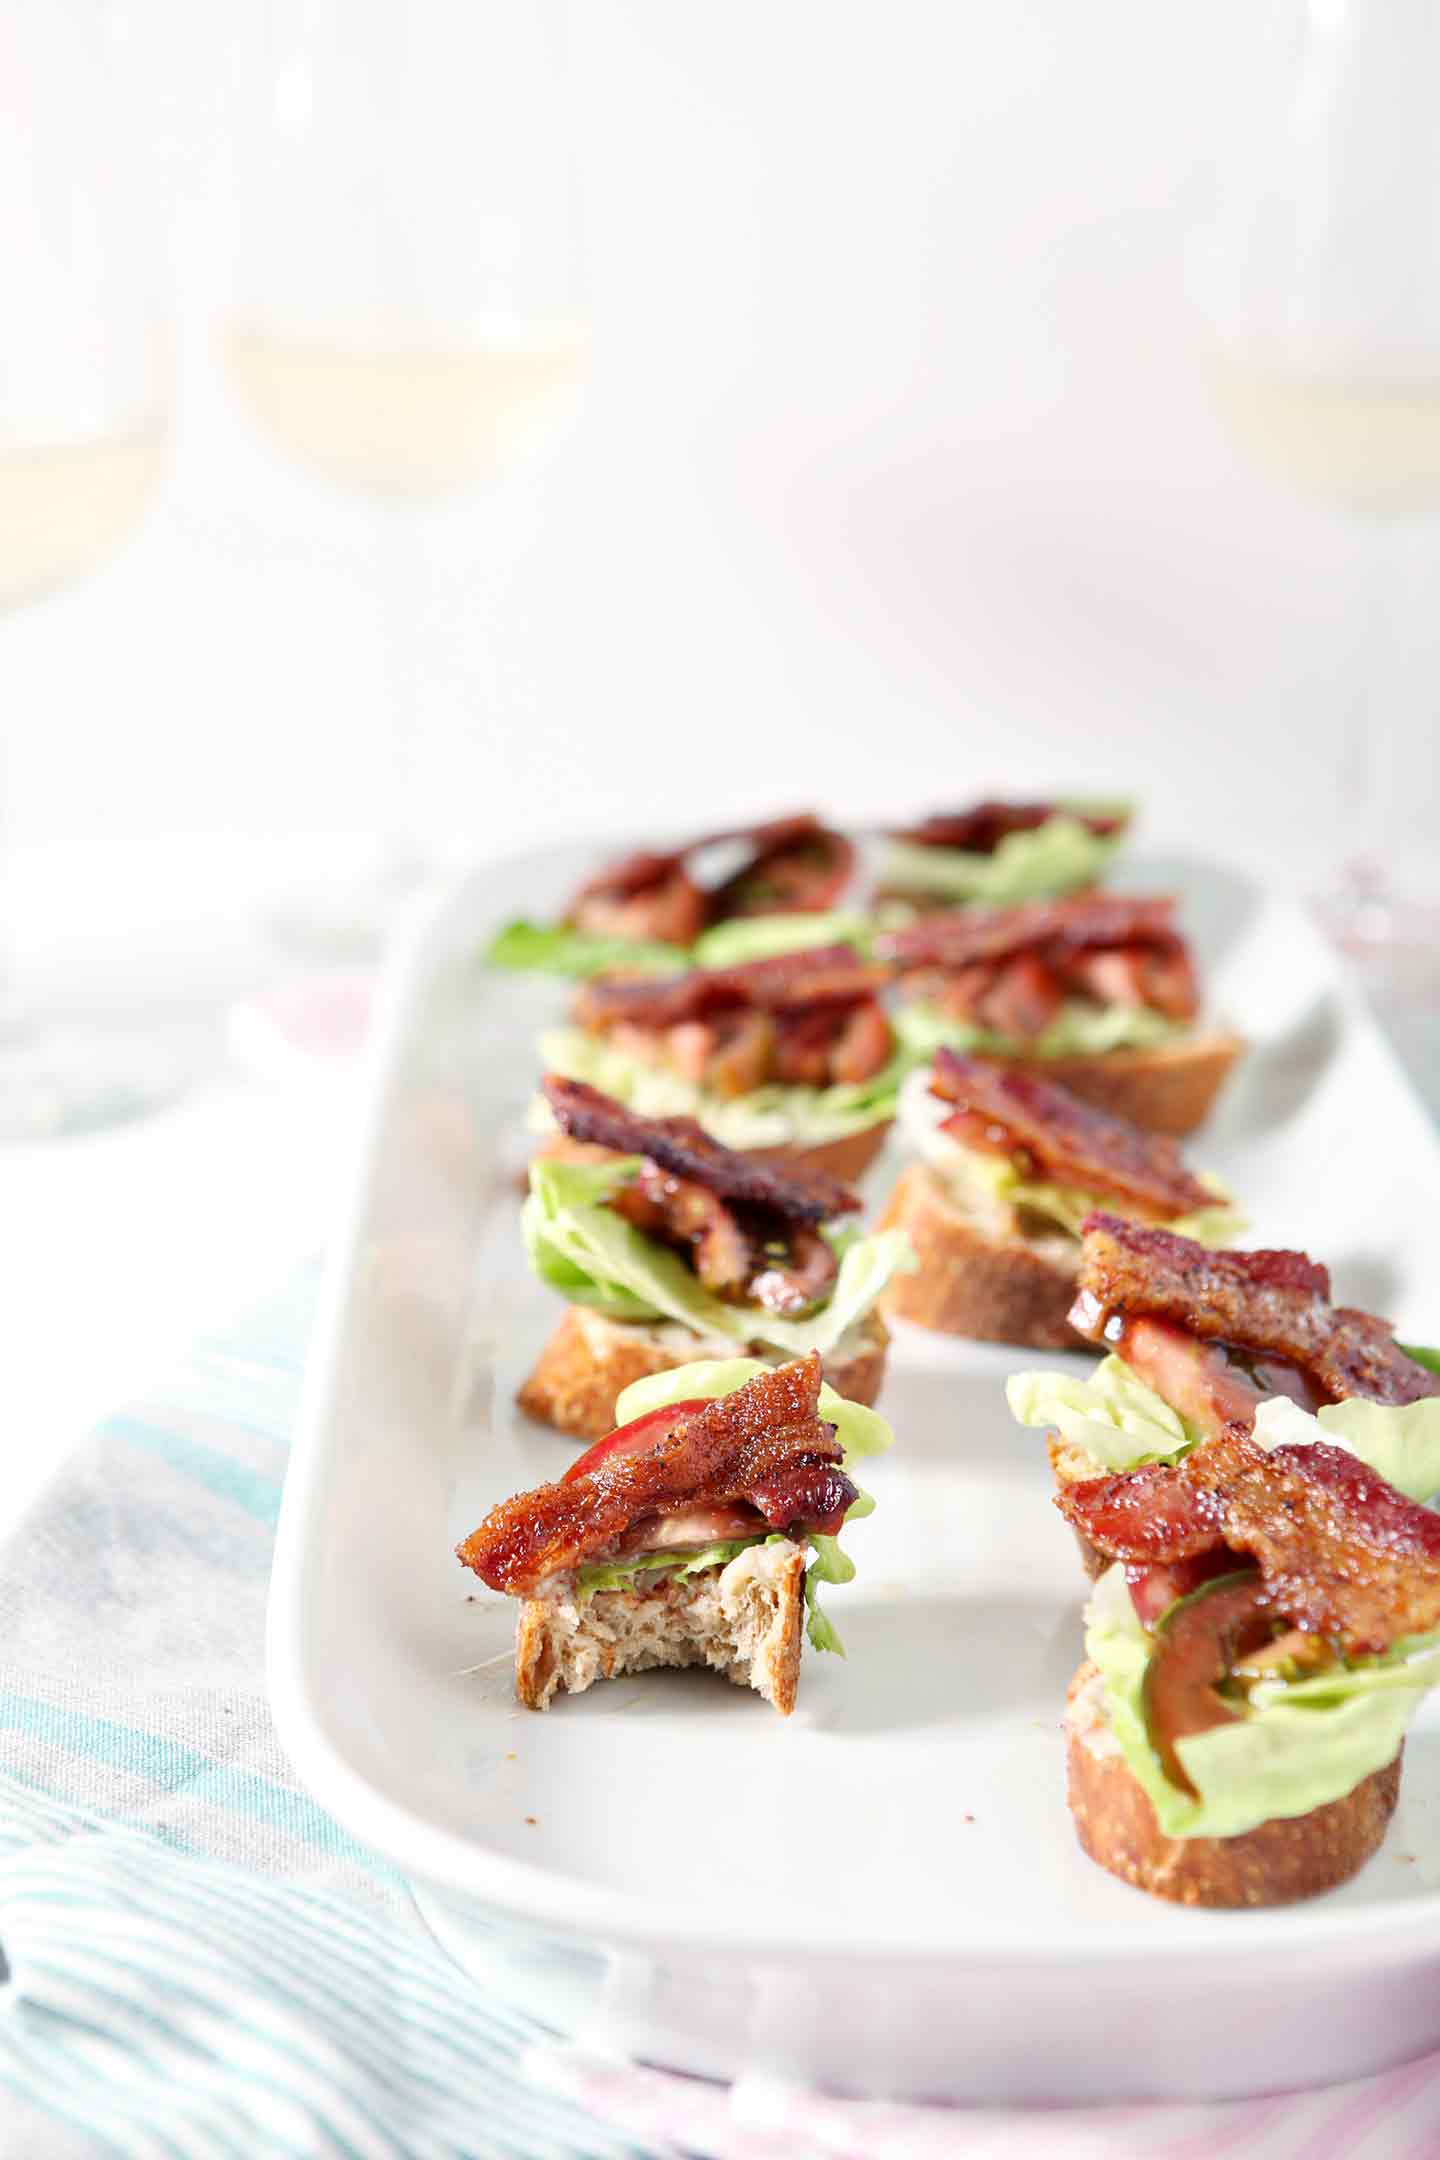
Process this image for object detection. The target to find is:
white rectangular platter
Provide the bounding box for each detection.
[269,842,1440,2104]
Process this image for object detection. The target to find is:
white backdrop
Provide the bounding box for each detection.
[6,0,1425,963]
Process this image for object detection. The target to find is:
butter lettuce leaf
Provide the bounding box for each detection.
[1086,1563,1440,1839]
[1006,1353,1203,1472]
[941,1139,1242,1248]
[614,1356,895,1465]
[577,1538,758,1600]
[894,999,1181,1066]
[690,910,876,968]
[1401,1343,1440,1376]
[610,1358,893,1655]
[897,1065,1240,1246]
[522,1158,912,1355]
[485,919,688,979]
[1251,1394,1440,1506]
[539,1024,907,1149]
[880,810,1129,906]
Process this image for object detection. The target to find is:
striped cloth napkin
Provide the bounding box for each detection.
[3,1274,1440,2158]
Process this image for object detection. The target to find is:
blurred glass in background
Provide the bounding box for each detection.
[1200,0,1440,981]
[227,0,586,953]
[0,3,172,1136]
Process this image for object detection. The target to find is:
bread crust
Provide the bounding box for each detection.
[1006,1030,1244,1138]
[742,1121,892,1186]
[514,1541,806,1713]
[876,1162,1081,1347]
[1064,1660,1403,1906]
[536,1121,892,1188]
[517,1302,890,1442]
[1047,1433,1111,1578]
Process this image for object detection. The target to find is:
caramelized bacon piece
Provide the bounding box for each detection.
[1183,1429,1440,1655]
[573,946,888,1032]
[565,815,854,939]
[1071,1214,1440,1411]
[929,1050,1214,1221]
[543,1075,861,1223]
[876,894,1182,974]
[567,851,708,947]
[894,801,1128,854]
[1061,1424,1440,1655]
[877,895,1199,1039]
[711,818,855,918]
[458,1354,853,1593]
[1057,1461,1226,1564]
[609,1159,757,1294]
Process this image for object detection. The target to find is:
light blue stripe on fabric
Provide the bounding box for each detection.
[0,1700,392,1880]
[102,1415,284,1528]
[23,1961,378,2160]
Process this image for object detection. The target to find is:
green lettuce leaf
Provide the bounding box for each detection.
[576,1538,759,1600]
[1400,1343,1440,1376]
[614,1356,895,1465]
[690,910,876,968]
[1086,1563,1440,1839]
[880,810,1129,906]
[1006,1353,1203,1472]
[610,1359,892,1654]
[893,998,1181,1066]
[939,1139,1242,1248]
[1251,1394,1440,1506]
[538,1025,907,1149]
[484,919,688,979]
[522,1157,913,1354]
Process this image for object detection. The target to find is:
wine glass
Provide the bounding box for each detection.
[0,4,171,1138]
[226,0,586,953]
[1199,0,1440,962]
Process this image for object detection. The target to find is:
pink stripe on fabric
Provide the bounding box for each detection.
[1150,2090,1292,2159]
[526,2037,1440,2160]
[1288,2048,1440,2160]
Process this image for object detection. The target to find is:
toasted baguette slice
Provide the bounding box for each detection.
[1065,1660,1402,1906]
[876,1161,1080,1347]
[517,1303,889,1442]
[1008,1030,1244,1138]
[536,1119,892,1188]
[742,1121,892,1185]
[515,1539,806,1713]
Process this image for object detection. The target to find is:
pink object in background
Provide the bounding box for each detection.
[228,972,376,1081]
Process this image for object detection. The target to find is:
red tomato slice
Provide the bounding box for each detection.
[562,1398,708,1483]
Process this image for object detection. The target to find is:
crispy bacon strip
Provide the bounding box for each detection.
[566,849,708,946]
[1071,1213,1440,1410]
[875,894,1181,973]
[566,814,853,933]
[929,1049,1213,1220]
[893,801,1128,853]
[1058,1460,1224,1562]
[573,946,888,1032]
[458,1354,853,1593]
[1186,1429,1440,1654]
[710,819,855,918]
[543,1075,861,1223]
[1061,1428,1440,1655]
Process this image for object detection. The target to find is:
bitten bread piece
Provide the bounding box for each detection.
[1064,1661,1402,1907]
[517,1303,890,1442]
[1010,1031,1244,1139]
[515,1539,806,1712]
[877,1161,1080,1348]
